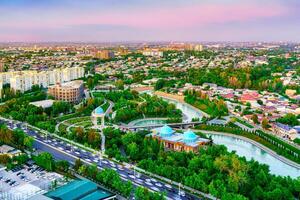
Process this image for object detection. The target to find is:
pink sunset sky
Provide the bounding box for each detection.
[0,0,299,42]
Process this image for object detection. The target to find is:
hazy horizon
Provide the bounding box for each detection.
[0,0,299,42]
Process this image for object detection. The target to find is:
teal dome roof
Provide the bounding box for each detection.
[95,107,104,115]
[183,129,197,143]
[159,125,174,138]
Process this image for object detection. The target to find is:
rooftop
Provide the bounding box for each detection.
[49,80,83,89]
[29,100,55,109]
[95,106,105,115]
[159,124,175,138]
[46,179,113,200]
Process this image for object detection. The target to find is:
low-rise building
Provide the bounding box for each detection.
[142,49,163,57]
[29,99,55,109]
[149,125,210,153]
[0,145,22,158]
[272,123,298,140]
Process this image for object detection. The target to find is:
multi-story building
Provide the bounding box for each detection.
[94,50,115,59]
[194,44,203,51]
[10,75,32,92]
[47,80,84,103]
[0,66,84,93]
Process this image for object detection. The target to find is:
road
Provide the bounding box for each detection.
[0,119,204,200]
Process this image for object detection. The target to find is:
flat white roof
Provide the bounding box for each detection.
[30,100,55,108]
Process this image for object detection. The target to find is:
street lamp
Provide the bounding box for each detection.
[132,165,136,179]
[178,182,181,196]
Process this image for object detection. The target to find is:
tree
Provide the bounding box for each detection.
[87,77,94,89]
[261,118,269,129]
[127,143,140,161]
[115,80,124,90]
[222,193,248,200]
[34,152,54,171]
[276,113,299,126]
[251,114,259,124]
[154,79,165,90]
[257,99,263,105]
[23,136,34,150]
[135,186,165,200]
[0,154,11,165]
[74,159,83,171]
[55,160,69,172]
[75,127,85,142]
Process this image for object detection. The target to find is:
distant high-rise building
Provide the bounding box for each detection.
[94,50,115,59]
[118,47,129,55]
[194,44,203,51]
[185,44,203,51]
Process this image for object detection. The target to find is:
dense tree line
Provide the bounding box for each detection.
[74,159,133,198]
[34,153,163,199]
[0,89,103,133]
[135,187,165,200]
[0,92,73,133]
[185,90,228,117]
[186,63,299,94]
[68,127,101,149]
[276,113,300,126]
[138,145,300,200]
[102,90,181,123]
[101,127,300,200]
[0,124,34,150]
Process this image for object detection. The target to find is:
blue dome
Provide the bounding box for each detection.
[183,130,197,143]
[95,107,104,115]
[159,125,174,138]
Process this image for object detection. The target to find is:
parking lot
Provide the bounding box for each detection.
[0,163,63,200]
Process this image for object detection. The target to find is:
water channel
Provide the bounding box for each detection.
[139,91,300,178]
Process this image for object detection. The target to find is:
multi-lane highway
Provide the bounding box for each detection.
[0,119,202,200]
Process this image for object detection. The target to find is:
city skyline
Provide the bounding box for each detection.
[0,0,299,42]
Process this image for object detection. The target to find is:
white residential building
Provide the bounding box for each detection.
[0,66,84,94]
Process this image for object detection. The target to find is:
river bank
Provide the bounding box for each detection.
[199,130,300,170]
[154,91,210,118]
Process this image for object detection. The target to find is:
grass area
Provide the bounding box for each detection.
[69,121,93,133]
[55,112,83,122]
[65,116,91,124]
[294,138,300,145]
[102,102,110,112]
[58,123,68,133]
[58,117,92,133]
[92,92,104,98]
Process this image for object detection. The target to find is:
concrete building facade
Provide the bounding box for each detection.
[47,80,84,103]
